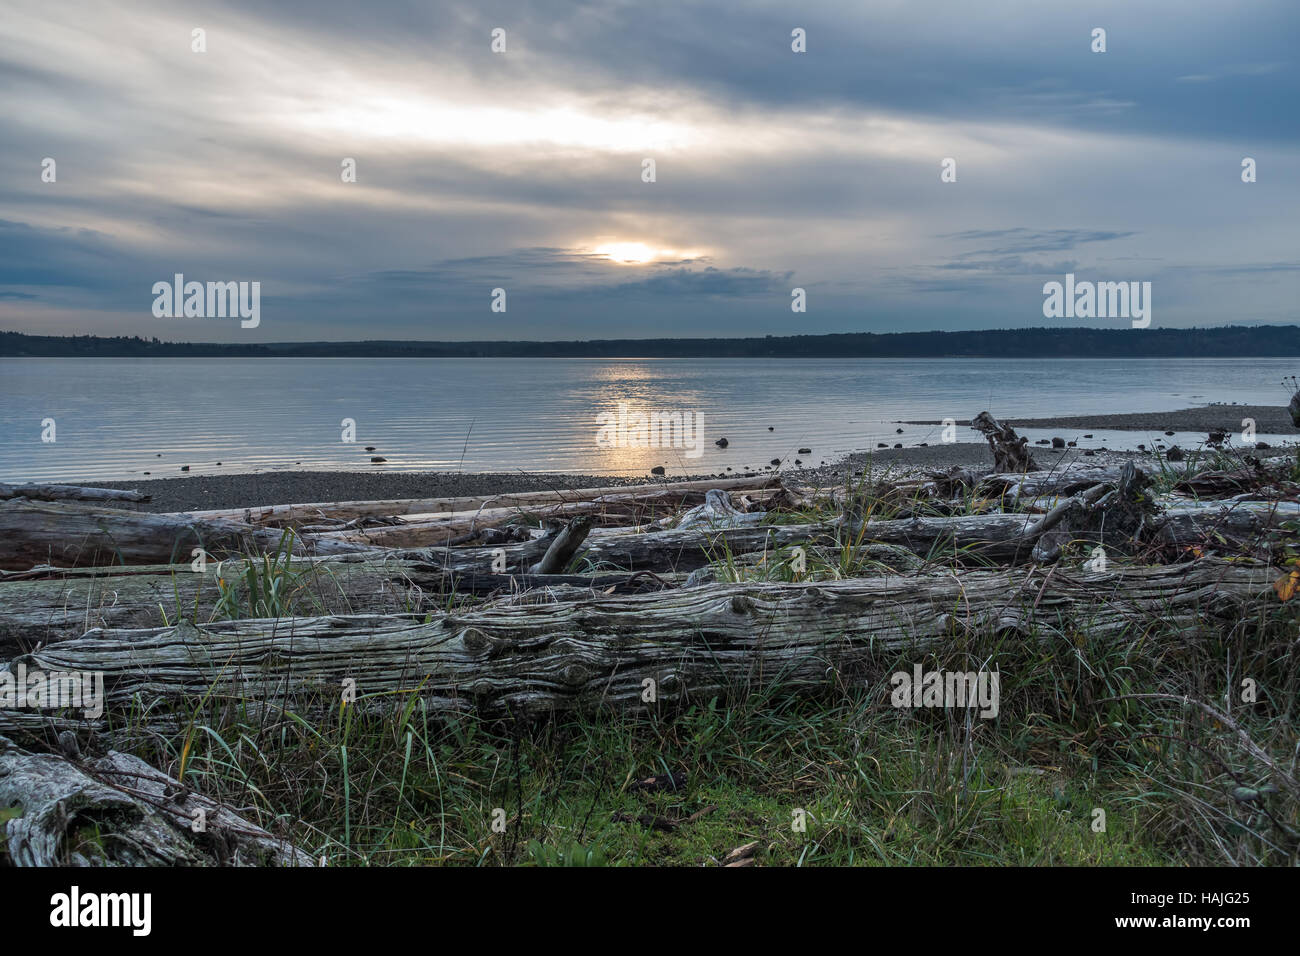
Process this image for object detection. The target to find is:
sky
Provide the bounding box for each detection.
[0,0,1296,342]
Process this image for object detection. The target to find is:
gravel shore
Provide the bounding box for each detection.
[85,405,1294,513]
[906,404,1292,433]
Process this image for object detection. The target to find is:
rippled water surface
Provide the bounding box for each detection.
[1,357,1294,481]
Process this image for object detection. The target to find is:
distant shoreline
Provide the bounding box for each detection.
[5,326,1300,359]
[83,405,1295,513]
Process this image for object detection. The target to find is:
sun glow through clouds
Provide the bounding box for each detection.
[591,242,707,265]
[595,242,657,264]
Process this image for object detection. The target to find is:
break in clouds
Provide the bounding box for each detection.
[0,0,1297,341]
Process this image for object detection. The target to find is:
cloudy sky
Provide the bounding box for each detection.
[0,0,1296,341]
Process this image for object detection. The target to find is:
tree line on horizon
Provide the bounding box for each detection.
[3,326,1300,358]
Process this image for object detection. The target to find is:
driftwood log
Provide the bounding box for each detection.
[530,516,596,574]
[405,513,1045,575]
[0,498,370,571]
[2,560,1270,726]
[380,497,1300,575]
[177,476,781,528]
[1152,500,1300,555]
[672,489,768,530]
[0,483,149,504]
[4,493,1288,657]
[0,558,676,656]
[0,735,311,866]
[972,411,1038,473]
[1027,461,1153,562]
[314,487,784,548]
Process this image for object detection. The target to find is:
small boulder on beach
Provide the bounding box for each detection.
[1051,437,1065,449]
[1166,446,1184,461]
[715,438,729,448]
[371,456,386,463]
[651,465,665,476]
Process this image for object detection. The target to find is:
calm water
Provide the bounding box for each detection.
[0,357,1294,482]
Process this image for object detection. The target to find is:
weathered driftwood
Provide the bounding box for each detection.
[414,490,1300,577]
[0,560,382,655]
[6,560,1270,723]
[0,498,369,571]
[972,411,1038,473]
[673,489,768,530]
[313,488,781,548]
[178,476,781,528]
[1029,461,1154,562]
[530,515,596,574]
[6,492,1289,656]
[0,558,676,656]
[407,512,1049,575]
[0,482,149,504]
[0,735,311,866]
[1151,500,1300,554]
[976,466,1150,501]
[1169,460,1299,498]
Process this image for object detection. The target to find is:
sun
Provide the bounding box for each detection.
[594,242,656,264]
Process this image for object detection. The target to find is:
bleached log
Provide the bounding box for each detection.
[177,476,781,528]
[673,489,768,530]
[0,735,311,866]
[0,482,149,503]
[1151,500,1300,553]
[6,561,1269,724]
[314,488,782,547]
[0,558,674,656]
[0,498,370,571]
[406,513,1043,575]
